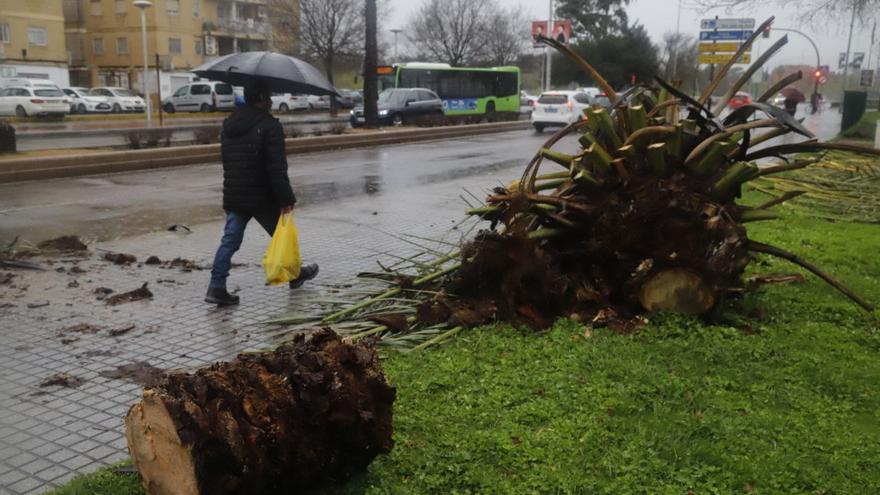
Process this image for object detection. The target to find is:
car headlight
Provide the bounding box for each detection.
[378,109,389,116]
[350,110,355,116]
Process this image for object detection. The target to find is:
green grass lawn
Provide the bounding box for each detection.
[51,192,880,495]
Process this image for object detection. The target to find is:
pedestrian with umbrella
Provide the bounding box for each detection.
[780,87,805,117]
[196,52,338,305]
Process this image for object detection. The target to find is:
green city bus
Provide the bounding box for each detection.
[377,63,520,117]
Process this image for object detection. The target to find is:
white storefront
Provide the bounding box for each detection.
[0,63,70,87]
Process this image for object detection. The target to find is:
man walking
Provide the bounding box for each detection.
[206,81,318,306]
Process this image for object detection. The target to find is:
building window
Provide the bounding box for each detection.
[28,27,48,46]
[169,38,182,54]
[167,0,180,16]
[90,0,103,16]
[115,0,127,14]
[93,38,104,55]
[116,37,128,54]
[193,0,200,17]
[0,24,10,44]
[194,38,204,55]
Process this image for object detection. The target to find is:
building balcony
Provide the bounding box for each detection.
[209,17,271,38]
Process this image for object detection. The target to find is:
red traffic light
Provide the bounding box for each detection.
[762,25,771,38]
[814,70,822,79]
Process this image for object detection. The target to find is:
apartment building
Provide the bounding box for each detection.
[0,0,71,86]
[63,0,293,94]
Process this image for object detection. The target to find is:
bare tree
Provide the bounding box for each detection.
[482,5,530,66]
[296,0,365,83]
[408,0,506,66]
[692,0,879,24]
[660,32,700,90]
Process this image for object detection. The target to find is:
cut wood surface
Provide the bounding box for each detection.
[125,329,396,495]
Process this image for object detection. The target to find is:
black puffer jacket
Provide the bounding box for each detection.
[220,105,296,213]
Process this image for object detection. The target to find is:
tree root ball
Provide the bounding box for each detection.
[125,329,396,495]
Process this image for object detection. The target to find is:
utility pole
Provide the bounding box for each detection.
[364,0,379,128]
[671,0,682,81]
[390,29,402,61]
[544,0,553,91]
[841,0,857,92]
[134,0,153,126]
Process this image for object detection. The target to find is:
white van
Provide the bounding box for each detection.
[162,81,236,113]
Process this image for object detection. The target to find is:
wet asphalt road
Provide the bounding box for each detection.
[0,129,579,243]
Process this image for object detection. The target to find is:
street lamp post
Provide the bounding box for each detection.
[133,0,153,126]
[390,29,402,61]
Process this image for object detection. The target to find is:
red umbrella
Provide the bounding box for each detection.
[780,87,806,103]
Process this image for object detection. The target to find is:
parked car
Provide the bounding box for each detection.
[89,87,145,113]
[350,88,443,127]
[592,93,612,110]
[62,87,112,114]
[335,89,363,109]
[0,86,70,117]
[530,91,593,132]
[0,78,64,91]
[771,93,786,106]
[577,86,602,98]
[271,93,310,112]
[162,81,235,113]
[307,95,331,110]
[727,91,753,110]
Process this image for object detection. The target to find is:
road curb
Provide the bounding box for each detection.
[0,121,529,183]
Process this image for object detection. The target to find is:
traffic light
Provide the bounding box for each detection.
[762,25,771,38]
[814,69,822,80]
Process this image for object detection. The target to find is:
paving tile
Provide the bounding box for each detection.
[0,158,520,493]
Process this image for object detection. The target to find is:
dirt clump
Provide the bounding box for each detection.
[103,252,137,265]
[108,325,136,337]
[0,272,14,285]
[105,283,153,305]
[100,361,166,387]
[167,257,204,272]
[40,373,84,388]
[145,256,162,265]
[37,236,88,252]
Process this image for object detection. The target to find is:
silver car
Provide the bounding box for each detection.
[62,87,112,114]
[162,81,236,113]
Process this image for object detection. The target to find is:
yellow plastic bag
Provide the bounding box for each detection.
[262,213,301,285]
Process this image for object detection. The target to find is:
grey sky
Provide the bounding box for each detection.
[383,0,880,71]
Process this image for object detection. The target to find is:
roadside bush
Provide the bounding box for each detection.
[125,129,173,149]
[192,126,221,144]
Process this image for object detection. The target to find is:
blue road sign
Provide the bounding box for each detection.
[700,30,752,41]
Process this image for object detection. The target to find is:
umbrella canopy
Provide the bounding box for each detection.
[779,87,806,103]
[193,51,338,96]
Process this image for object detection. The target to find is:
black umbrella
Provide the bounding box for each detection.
[192,51,338,96]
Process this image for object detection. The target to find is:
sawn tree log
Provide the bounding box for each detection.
[125,329,396,495]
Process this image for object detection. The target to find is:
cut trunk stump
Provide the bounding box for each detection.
[125,329,396,495]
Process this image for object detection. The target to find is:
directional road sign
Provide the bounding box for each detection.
[700,30,752,41]
[701,18,755,30]
[698,42,750,53]
[698,53,752,65]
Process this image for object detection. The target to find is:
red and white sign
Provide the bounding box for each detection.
[531,21,548,47]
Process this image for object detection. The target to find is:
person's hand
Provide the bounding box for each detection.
[280,205,293,215]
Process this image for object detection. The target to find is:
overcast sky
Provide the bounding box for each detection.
[383,0,880,71]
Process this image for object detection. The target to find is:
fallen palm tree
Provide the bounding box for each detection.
[268,17,876,347]
[125,329,395,495]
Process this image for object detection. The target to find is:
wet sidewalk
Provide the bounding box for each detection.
[0,164,523,494]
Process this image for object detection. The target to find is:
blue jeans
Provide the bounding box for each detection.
[209,210,279,289]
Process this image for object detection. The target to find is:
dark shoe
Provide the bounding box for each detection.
[289,263,319,289]
[205,287,240,306]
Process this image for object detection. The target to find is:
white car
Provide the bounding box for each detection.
[62,87,112,114]
[577,87,602,99]
[0,86,70,117]
[271,93,310,112]
[531,91,593,132]
[307,94,331,110]
[90,87,146,113]
[162,81,236,113]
